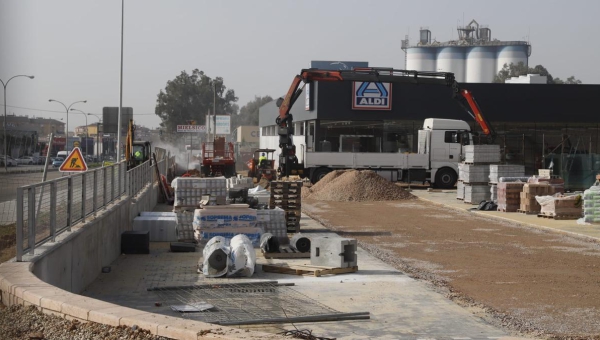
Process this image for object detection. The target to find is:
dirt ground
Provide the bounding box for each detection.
[302,198,600,340]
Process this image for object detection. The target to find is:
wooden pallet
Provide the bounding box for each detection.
[272,188,300,195]
[271,182,303,189]
[517,209,539,215]
[262,247,310,259]
[271,193,300,199]
[262,263,358,277]
[537,213,581,220]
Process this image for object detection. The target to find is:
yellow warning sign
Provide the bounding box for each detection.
[73,141,80,147]
[59,147,88,172]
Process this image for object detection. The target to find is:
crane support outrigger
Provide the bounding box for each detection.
[275,67,496,179]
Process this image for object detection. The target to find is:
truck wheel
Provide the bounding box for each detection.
[311,167,331,184]
[434,168,457,189]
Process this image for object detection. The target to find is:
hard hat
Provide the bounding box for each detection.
[261,153,266,156]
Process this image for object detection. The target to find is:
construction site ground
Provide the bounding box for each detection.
[78,187,600,340]
[302,189,600,339]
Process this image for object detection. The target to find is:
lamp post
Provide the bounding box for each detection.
[1,74,34,171]
[70,109,88,155]
[88,113,102,161]
[48,99,86,152]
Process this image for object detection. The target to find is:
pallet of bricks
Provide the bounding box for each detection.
[172,177,227,241]
[270,181,303,233]
[537,194,582,220]
[497,182,524,212]
[488,164,525,203]
[518,182,554,214]
[458,145,500,203]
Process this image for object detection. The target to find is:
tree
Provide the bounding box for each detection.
[154,69,238,141]
[231,95,273,132]
[494,62,581,84]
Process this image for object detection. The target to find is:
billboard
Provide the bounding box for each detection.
[102,107,133,134]
[206,115,231,135]
[352,81,392,110]
[177,125,206,133]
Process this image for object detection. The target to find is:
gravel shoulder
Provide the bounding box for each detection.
[303,198,600,339]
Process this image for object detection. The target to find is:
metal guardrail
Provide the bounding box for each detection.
[14,152,176,261]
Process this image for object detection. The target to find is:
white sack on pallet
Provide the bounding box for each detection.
[227,234,256,277]
[201,236,230,278]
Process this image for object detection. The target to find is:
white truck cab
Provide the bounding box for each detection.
[302,118,472,188]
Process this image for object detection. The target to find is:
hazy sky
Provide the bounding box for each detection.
[1,0,599,131]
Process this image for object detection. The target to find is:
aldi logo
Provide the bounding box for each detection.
[352,81,392,110]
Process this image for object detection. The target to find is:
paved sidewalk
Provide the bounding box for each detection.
[412,189,600,240]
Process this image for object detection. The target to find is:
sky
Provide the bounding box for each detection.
[1,0,599,131]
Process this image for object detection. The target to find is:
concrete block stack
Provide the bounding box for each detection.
[464,145,501,164]
[489,165,525,204]
[497,182,525,212]
[519,183,554,214]
[193,204,261,247]
[456,180,465,200]
[133,212,178,242]
[459,163,490,203]
[256,207,288,242]
[171,177,228,241]
[270,181,303,233]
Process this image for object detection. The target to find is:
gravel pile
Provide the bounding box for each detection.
[304,170,415,202]
[0,304,171,340]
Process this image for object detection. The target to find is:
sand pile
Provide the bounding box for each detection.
[303,170,415,202]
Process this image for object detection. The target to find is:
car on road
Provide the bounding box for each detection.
[0,156,18,167]
[16,156,36,165]
[52,157,64,168]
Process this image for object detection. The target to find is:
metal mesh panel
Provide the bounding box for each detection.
[20,190,29,252]
[71,175,83,224]
[105,167,113,203]
[55,180,69,232]
[97,168,105,208]
[85,173,94,216]
[33,184,52,244]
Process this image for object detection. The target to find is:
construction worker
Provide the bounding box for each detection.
[258,152,267,168]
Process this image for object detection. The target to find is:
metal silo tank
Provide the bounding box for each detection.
[406,47,436,71]
[465,46,496,83]
[496,45,529,74]
[436,47,466,82]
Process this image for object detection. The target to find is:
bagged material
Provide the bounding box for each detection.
[196,227,263,247]
[193,205,257,229]
[583,186,600,223]
[228,234,256,277]
[202,236,230,278]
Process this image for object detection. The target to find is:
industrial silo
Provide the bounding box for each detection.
[496,45,530,74]
[406,47,436,72]
[465,46,496,83]
[436,47,466,82]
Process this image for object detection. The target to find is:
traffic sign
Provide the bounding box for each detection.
[59,147,88,172]
[177,125,206,133]
[73,141,80,147]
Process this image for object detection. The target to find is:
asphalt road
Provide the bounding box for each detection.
[0,171,64,203]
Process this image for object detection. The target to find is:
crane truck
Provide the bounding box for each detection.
[274,68,496,188]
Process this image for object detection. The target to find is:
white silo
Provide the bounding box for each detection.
[406,47,436,72]
[465,46,496,83]
[496,45,529,74]
[436,47,466,82]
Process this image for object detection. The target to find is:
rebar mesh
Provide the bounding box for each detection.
[149,282,342,325]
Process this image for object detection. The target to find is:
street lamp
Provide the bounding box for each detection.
[70,109,89,155]
[1,74,34,171]
[88,113,102,161]
[48,99,86,152]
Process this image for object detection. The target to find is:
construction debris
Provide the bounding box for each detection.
[303,170,414,202]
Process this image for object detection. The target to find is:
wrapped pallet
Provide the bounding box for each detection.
[463,145,501,164]
[537,194,583,219]
[528,176,565,194]
[489,165,525,184]
[171,177,227,207]
[490,184,498,203]
[497,182,525,212]
[583,186,600,223]
[457,181,465,200]
[519,183,554,213]
[193,205,261,246]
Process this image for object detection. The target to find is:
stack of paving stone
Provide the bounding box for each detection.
[519,182,554,214]
[256,207,288,243]
[458,163,491,204]
[489,165,525,203]
[270,181,303,233]
[538,194,582,219]
[171,177,228,241]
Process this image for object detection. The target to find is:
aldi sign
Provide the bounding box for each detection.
[352,81,392,110]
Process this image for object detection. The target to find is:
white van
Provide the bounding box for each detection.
[56,151,68,159]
